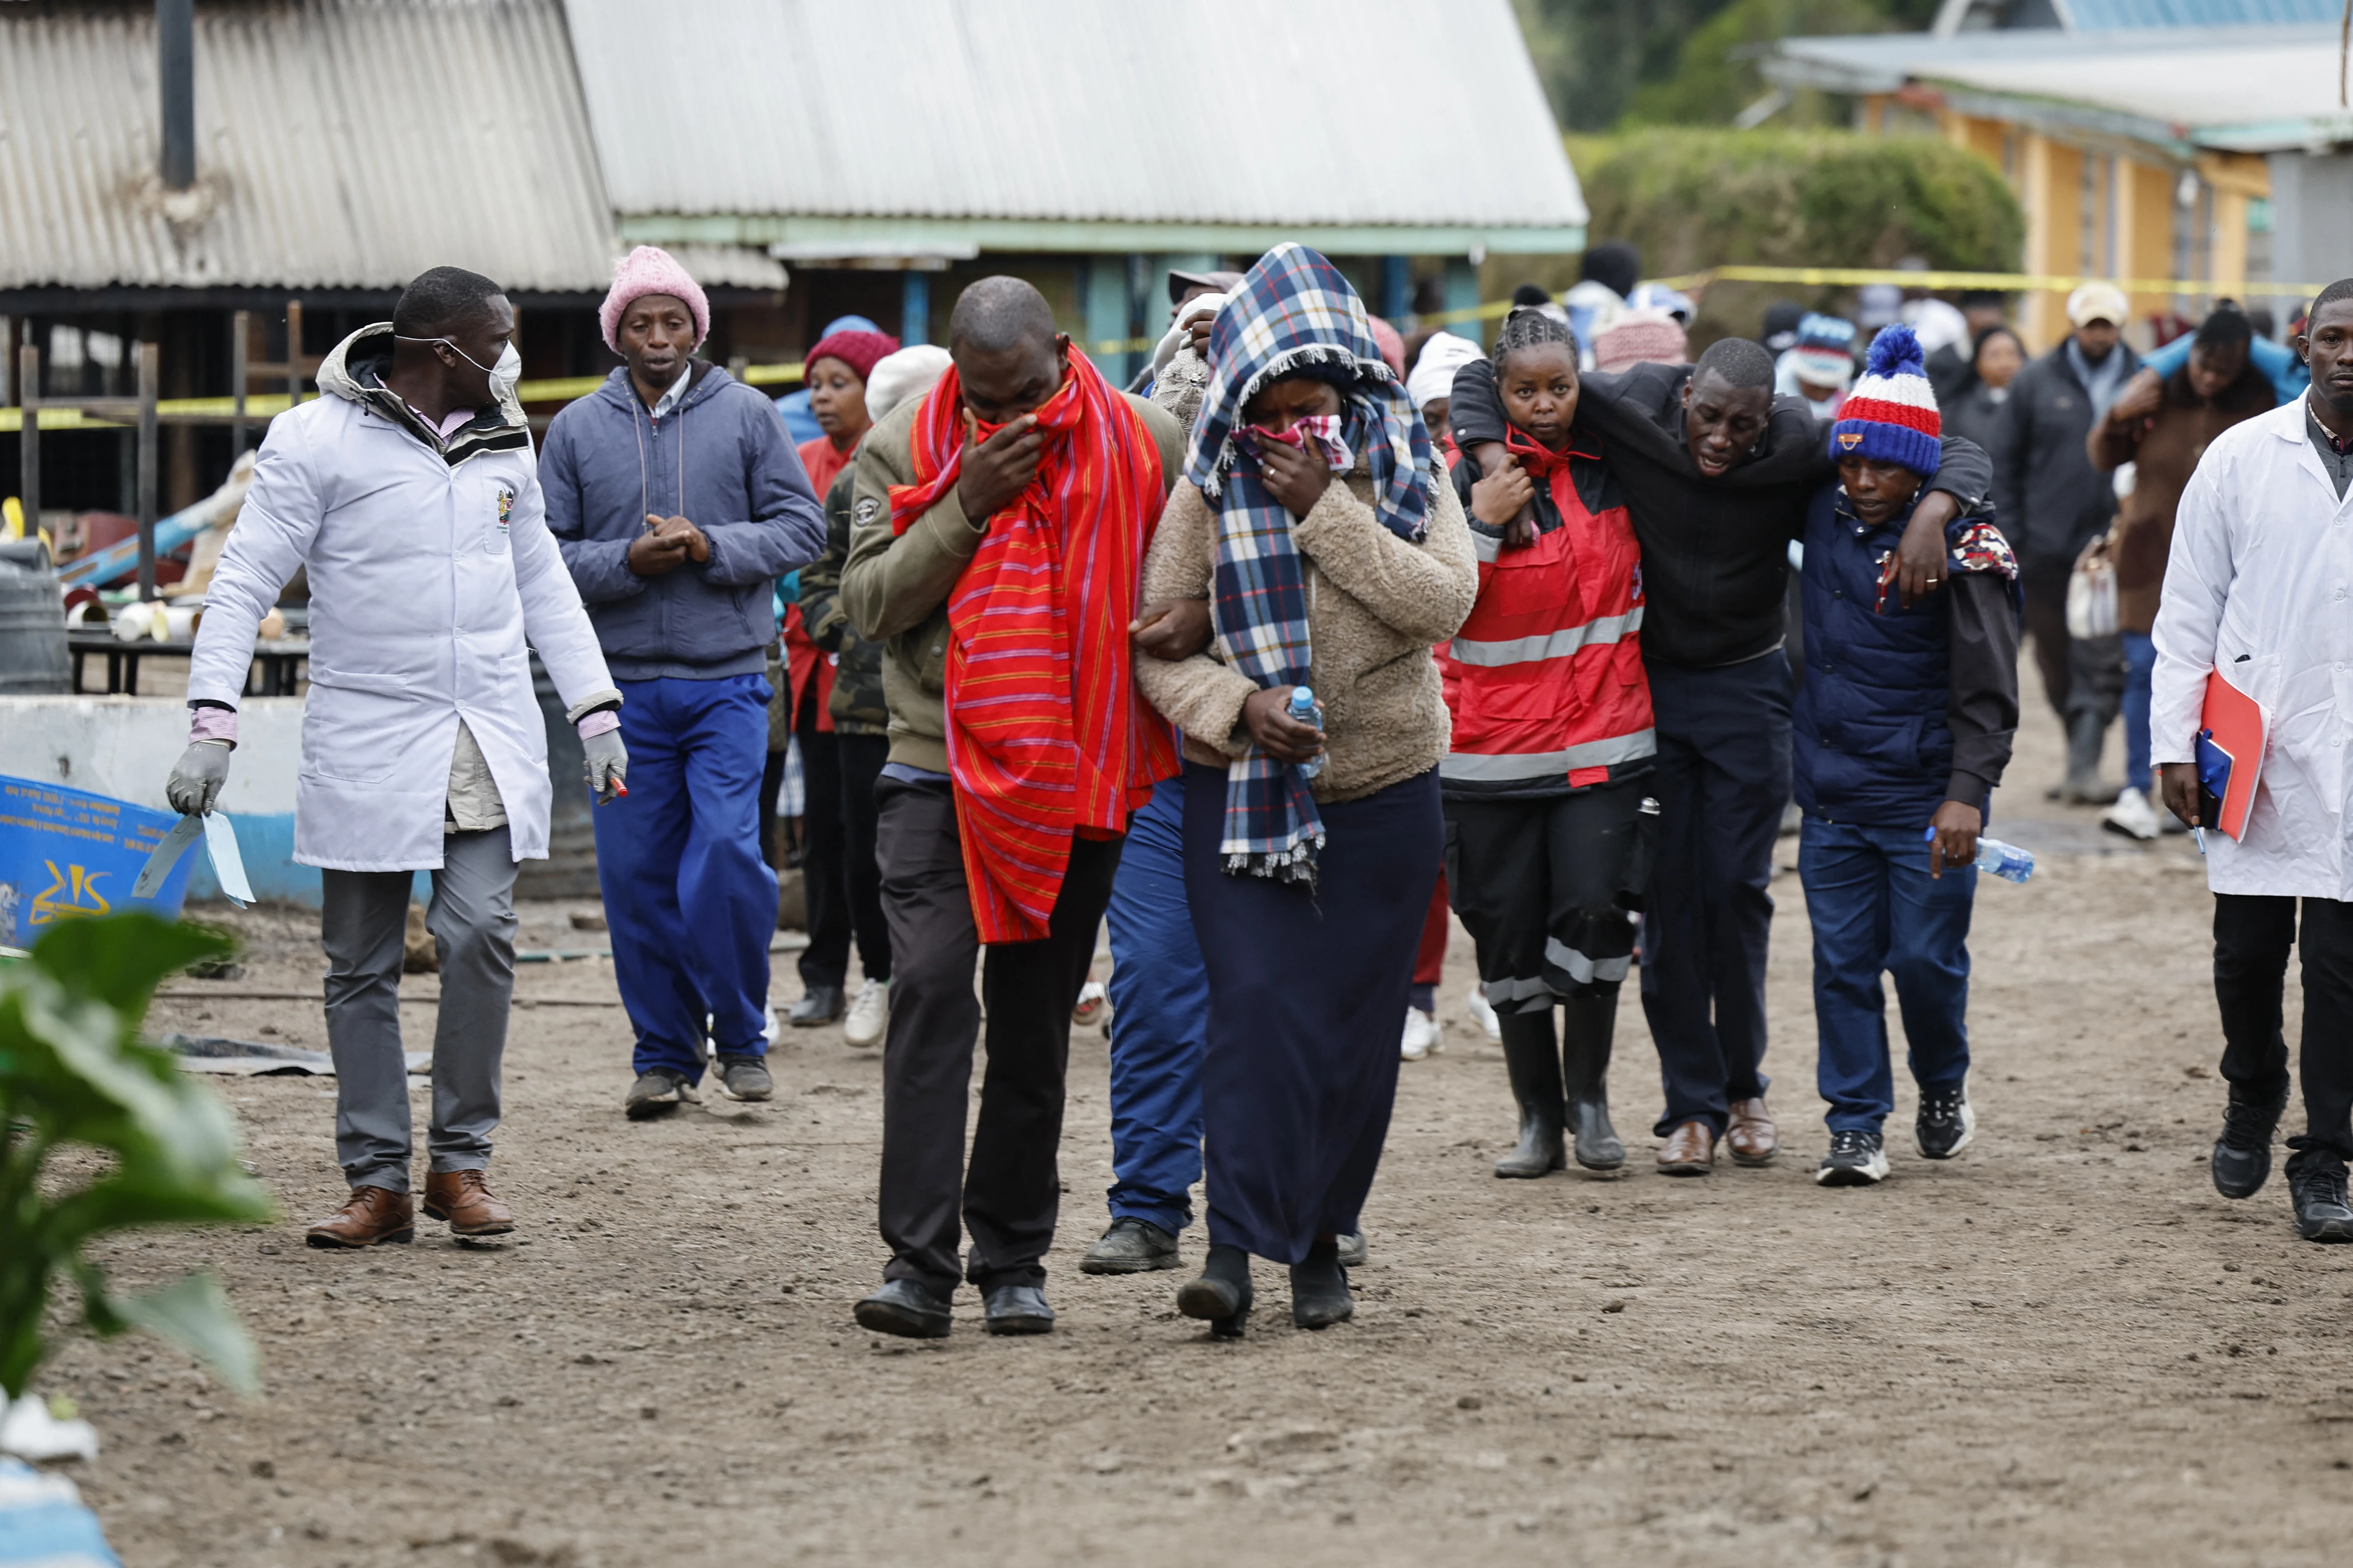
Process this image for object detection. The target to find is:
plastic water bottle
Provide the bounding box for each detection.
[1288,685,1327,780]
[1924,826,2032,883]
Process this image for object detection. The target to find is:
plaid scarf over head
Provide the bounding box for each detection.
[886,346,1177,942]
[1184,243,1432,885]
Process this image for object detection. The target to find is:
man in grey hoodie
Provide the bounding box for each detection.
[544,246,827,1119]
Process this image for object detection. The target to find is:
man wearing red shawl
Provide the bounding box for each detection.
[780,326,897,1028]
[841,278,1185,1339]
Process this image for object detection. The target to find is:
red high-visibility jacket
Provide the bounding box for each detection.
[1441,436,1655,797]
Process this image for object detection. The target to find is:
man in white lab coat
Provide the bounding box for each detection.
[2153,278,2353,1244]
[169,266,626,1249]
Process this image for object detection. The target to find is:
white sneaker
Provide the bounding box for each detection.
[1401,1007,1438,1060]
[1467,984,1501,1042]
[2102,785,2159,842]
[842,979,889,1049]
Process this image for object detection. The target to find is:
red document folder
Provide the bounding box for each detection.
[2197,666,2267,842]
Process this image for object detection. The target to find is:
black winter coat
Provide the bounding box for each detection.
[1989,342,2139,567]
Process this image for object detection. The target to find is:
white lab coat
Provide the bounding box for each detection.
[2151,396,2353,900]
[188,387,614,872]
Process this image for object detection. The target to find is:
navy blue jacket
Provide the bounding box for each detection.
[1794,485,2021,829]
[543,362,826,681]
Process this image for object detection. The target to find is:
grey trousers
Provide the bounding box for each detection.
[319,826,518,1193]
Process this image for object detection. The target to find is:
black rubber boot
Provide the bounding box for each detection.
[1493,1007,1568,1178]
[1175,1243,1254,1339]
[1561,990,1626,1172]
[1289,1236,1354,1329]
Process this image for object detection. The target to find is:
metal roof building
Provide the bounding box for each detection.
[561,0,1587,262]
[1772,21,2353,154]
[0,0,694,302]
[1768,0,2350,348]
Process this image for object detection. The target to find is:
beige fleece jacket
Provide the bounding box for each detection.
[1134,458,1477,805]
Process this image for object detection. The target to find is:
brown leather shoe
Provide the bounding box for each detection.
[305,1186,415,1249]
[1726,1096,1779,1166]
[422,1169,515,1237]
[1657,1119,1716,1175]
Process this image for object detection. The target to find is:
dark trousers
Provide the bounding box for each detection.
[2021,553,2123,726]
[2213,893,2353,1159]
[1445,775,1654,1010]
[837,732,892,983]
[1185,763,1441,1264]
[874,775,1123,1294]
[1639,652,1789,1136]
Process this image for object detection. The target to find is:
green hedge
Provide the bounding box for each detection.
[1569,128,2026,344]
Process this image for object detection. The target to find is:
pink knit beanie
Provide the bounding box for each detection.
[1593,309,1689,374]
[600,245,710,353]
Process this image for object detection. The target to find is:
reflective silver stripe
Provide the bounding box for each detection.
[1482,975,1554,1013]
[1544,936,1633,987]
[1439,729,1658,780]
[1472,531,1502,563]
[1449,607,1643,668]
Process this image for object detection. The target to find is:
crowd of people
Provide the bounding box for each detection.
[160,237,2353,1332]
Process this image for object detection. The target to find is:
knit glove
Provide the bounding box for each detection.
[166,740,232,816]
[582,728,629,805]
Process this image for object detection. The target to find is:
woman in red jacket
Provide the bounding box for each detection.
[781,327,897,1023]
[1444,308,1657,1177]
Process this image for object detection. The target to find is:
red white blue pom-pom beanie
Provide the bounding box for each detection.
[1829,323,1941,479]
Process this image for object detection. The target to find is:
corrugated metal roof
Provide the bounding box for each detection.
[0,0,658,293]
[1772,24,2353,149]
[561,0,1585,234]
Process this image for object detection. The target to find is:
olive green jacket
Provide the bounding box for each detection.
[795,466,888,736]
[840,389,1185,774]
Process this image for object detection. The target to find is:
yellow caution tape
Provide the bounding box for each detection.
[4,267,2311,438]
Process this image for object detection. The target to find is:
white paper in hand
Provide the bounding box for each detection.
[202,812,254,908]
[133,814,208,900]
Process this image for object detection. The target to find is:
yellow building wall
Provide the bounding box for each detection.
[1851,106,2274,349]
[2118,158,2178,332]
[2017,134,2081,351]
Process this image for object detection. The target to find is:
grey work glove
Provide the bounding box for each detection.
[582,727,629,805]
[166,740,232,815]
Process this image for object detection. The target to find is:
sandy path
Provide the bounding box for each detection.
[41,671,2353,1567]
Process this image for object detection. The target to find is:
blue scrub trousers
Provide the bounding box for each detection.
[1798,816,1975,1133]
[2122,630,2157,794]
[593,673,779,1080]
[1103,772,1207,1233]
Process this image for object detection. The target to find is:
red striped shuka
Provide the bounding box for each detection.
[1440,427,1656,798]
[886,349,1178,942]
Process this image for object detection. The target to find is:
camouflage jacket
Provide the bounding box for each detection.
[796,465,888,736]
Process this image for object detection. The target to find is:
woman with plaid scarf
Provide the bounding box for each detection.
[1133,246,1477,1336]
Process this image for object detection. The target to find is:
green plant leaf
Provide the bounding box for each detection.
[30,913,232,1026]
[1,914,274,1400]
[115,1273,258,1396]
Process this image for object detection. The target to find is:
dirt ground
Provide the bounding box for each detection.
[41,673,2353,1568]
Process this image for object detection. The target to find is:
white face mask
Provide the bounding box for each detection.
[396,334,521,403]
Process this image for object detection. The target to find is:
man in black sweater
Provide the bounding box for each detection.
[1456,334,1992,1175]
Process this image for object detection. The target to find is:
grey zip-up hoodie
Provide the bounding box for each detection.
[542,362,826,680]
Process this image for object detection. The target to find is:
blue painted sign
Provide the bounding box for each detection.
[0,775,195,944]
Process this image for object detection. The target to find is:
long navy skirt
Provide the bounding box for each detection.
[1182,762,1443,1265]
